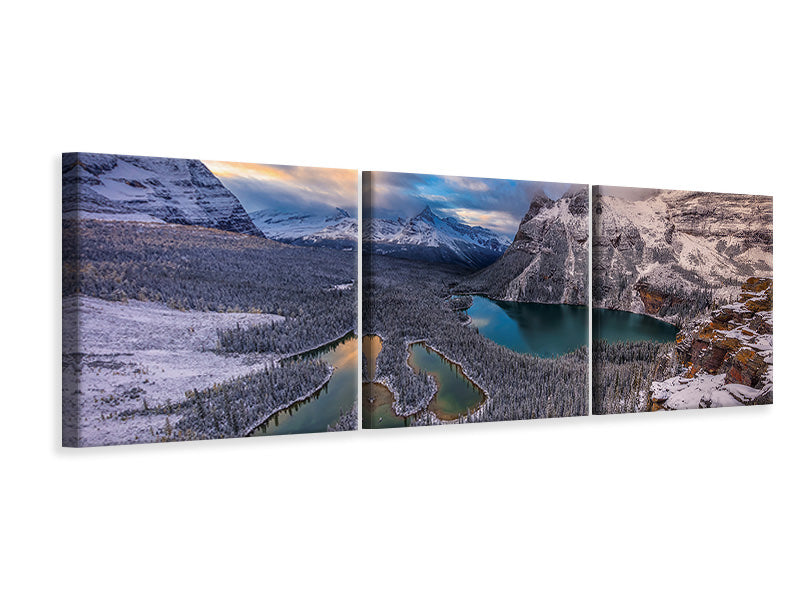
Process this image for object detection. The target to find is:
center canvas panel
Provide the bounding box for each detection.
[63,153,358,447]
[362,171,590,428]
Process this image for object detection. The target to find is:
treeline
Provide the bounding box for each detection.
[327,401,358,432]
[63,219,357,354]
[592,339,674,415]
[216,306,354,354]
[365,255,588,423]
[445,295,473,311]
[175,359,331,440]
[629,266,745,327]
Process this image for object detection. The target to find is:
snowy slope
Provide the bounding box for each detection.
[365,206,511,269]
[62,152,264,237]
[249,207,357,250]
[62,295,284,447]
[456,185,589,304]
[592,188,772,322]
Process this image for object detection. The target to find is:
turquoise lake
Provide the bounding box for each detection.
[592,308,678,344]
[465,295,589,357]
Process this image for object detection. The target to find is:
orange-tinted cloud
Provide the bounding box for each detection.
[204,161,357,214]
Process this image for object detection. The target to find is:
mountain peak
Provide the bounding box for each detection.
[561,184,587,199]
[334,207,351,219]
[523,189,555,221]
[366,207,509,269]
[417,205,436,221]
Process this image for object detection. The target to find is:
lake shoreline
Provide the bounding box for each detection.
[277,328,356,362]
[405,339,489,422]
[464,294,589,358]
[244,330,357,437]
[243,365,335,437]
[454,290,589,309]
[592,307,679,345]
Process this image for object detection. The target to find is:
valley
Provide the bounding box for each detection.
[63,219,358,445]
[63,153,358,446]
[363,254,588,427]
[362,177,590,428]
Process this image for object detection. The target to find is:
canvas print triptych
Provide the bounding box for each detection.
[62,153,773,447]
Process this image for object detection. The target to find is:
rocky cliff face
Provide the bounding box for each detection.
[456,184,589,304]
[592,187,772,323]
[650,277,773,410]
[62,153,264,237]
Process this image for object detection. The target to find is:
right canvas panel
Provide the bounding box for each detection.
[592,186,773,414]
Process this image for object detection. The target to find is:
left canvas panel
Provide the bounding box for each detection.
[62,153,358,447]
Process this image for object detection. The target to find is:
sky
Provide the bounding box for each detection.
[367,172,577,236]
[204,161,358,216]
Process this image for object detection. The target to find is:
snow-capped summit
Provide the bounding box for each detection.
[62,153,264,237]
[417,205,436,221]
[457,186,589,304]
[249,207,357,250]
[365,206,511,269]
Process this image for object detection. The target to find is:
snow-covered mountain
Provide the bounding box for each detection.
[592,187,773,322]
[62,153,264,237]
[456,185,589,304]
[249,207,357,250]
[365,206,511,269]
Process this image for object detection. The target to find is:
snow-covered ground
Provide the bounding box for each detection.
[651,373,765,410]
[62,296,284,447]
[62,211,165,223]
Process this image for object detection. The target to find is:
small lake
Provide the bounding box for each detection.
[362,334,413,428]
[362,382,410,428]
[407,342,485,421]
[592,308,678,344]
[362,335,484,425]
[466,295,588,357]
[250,333,357,436]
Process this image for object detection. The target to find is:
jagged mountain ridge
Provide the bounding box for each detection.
[365,206,511,269]
[592,187,773,322]
[249,207,357,250]
[62,152,264,237]
[455,185,589,304]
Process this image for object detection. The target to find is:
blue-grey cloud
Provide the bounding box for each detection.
[367,171,579,235]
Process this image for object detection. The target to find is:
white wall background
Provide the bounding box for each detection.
[2,2,797,598]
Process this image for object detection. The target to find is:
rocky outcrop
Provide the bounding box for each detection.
[62,153,265,237]
[650,277,773,410]
[593,187,772,323]
[455,184,589,304]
